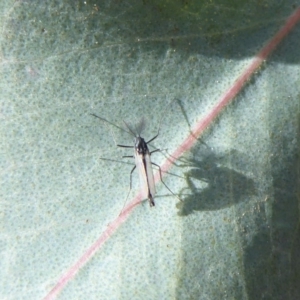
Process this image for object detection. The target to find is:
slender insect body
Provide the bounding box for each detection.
[134,137,156,206]
[91,100,179,208]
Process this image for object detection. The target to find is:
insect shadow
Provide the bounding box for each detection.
[167,98,257,216]
[174,145,257,216]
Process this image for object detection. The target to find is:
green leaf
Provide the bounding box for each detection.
[1,0,299,299]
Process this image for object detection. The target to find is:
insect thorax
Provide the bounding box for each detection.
[135,137,149,155]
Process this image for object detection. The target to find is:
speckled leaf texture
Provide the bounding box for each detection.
[1,1,299,299]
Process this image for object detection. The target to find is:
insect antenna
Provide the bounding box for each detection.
[122,120,137,137]
[90,114,132,137]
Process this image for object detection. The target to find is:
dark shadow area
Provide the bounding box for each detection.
[3,0,299,63]
[242,111,300,299]
[175,145,256,216]
[172,85,300,300]
[91,0,300,63]
[168,98,257,216]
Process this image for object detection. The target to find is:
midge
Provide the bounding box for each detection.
[90,114,176,207]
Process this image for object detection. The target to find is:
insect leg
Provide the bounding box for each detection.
[117,144,133,148]
[150,149,160,155]
[129,165,136,190]
[146,98,178,145]
[146,133,159,144]
[151,162,182,202]
[119,165,137,215]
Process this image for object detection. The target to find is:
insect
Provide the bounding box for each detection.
[117,118,158,207]
[91,111,177,207]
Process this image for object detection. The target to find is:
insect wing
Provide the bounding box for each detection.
[134,151,156,200]
[144,152,156,198]
[134,151,149,200]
